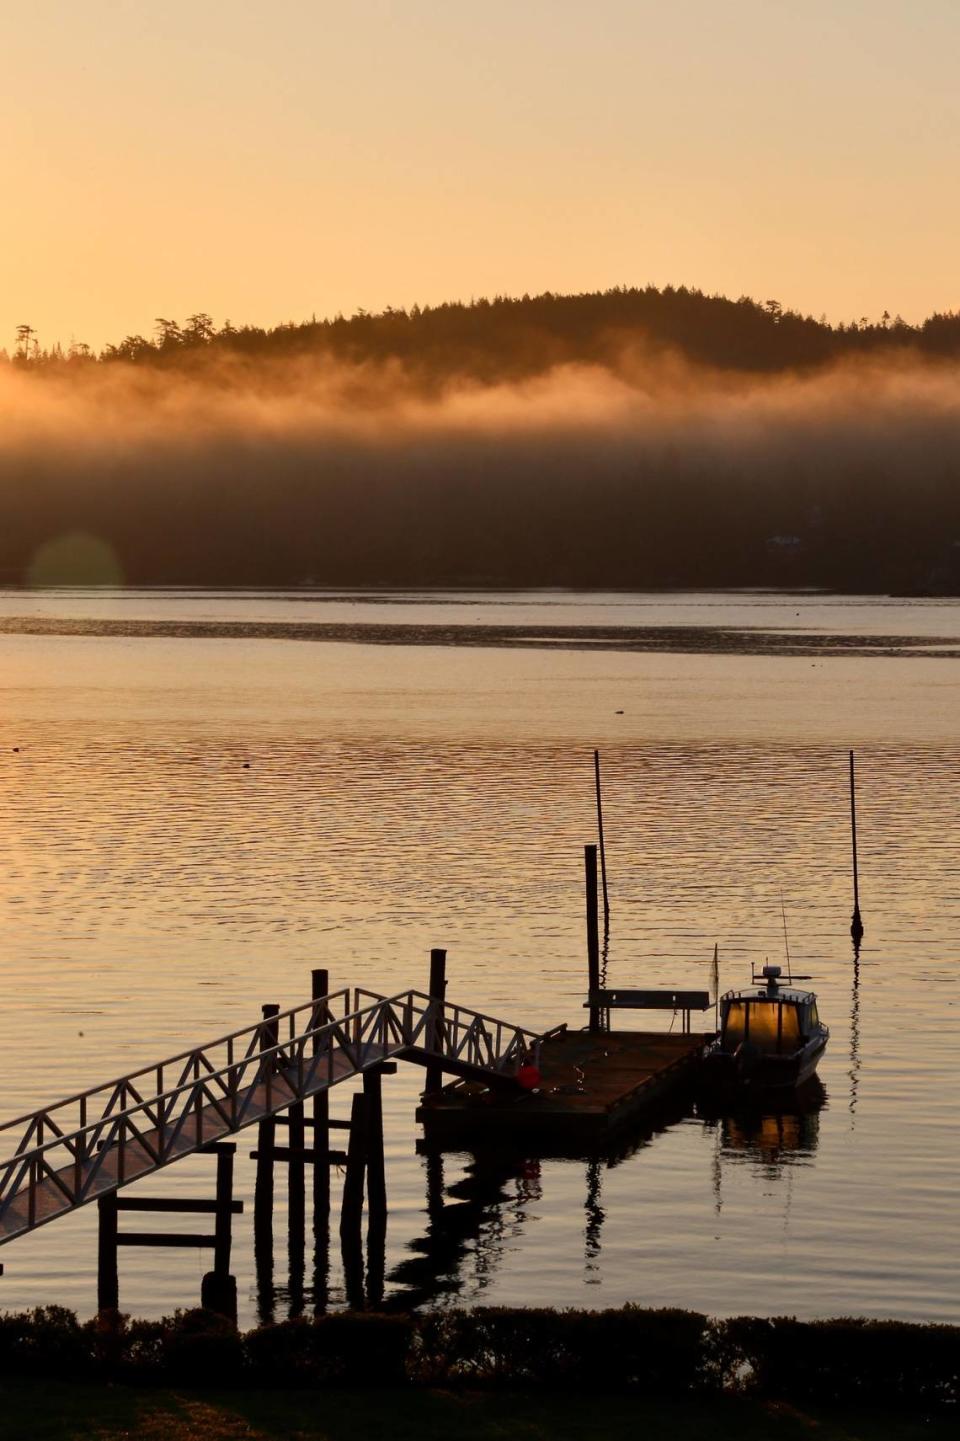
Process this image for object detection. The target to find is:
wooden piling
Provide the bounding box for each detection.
[205,1145,239,1320]
[201,1270,238,1322]
[212,1143,235,1276]
[311,969,331,1222]
[365,1066,387,1306]
[339,1091,368,1310]
[311,968,331,1314]
[363,1066,387,1226]
[340,1091,368,1239]
[425,948,447,1097]
[849,750,864,943]
[585,845,602,1034]
[254,1004,279,1236]
[97,1192,119,1314]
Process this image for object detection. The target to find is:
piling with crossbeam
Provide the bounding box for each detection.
[425,948,447,1097]
[202,1142,238,1320]
[97,1192,119,1314]
[585,845,602,1034]
[98,1144,241,1319]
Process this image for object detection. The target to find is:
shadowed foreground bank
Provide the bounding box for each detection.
[3,1382,956,1441]
[0,1306,955,1410]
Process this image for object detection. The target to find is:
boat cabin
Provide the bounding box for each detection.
[719,968,820,1056]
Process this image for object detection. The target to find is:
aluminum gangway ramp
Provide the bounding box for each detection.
[0,987,543,1246]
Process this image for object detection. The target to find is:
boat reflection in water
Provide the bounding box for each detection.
[713,1081,824,1163]
[697,1078,825,1220]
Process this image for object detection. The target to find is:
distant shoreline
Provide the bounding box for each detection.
[2,614,958,657]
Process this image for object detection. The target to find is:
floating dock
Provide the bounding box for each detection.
[417,1026,713,1148]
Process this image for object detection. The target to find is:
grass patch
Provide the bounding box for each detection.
[0,1383,955,1441]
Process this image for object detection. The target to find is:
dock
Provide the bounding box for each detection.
[0,844,718,1314]
[418,1027,712,1148]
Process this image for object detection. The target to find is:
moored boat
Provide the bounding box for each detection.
[704,964,828,1092]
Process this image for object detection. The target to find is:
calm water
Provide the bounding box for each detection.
[0,589,957,1325]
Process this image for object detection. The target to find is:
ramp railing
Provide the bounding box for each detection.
[0,987,542,1242]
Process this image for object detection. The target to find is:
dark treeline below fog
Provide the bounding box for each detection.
[3,286,960,591]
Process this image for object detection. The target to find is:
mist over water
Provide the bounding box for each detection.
[2,349,960,588]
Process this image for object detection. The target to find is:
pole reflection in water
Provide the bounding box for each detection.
[849,942,862,1125]
[312,1179,330,1317]
[584,1157,605,1282]
[388,1148,524,1310]
[253,1199,276,1327]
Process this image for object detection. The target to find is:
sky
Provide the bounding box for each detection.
[2,0,958,351]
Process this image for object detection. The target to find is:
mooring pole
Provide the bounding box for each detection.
[594,749,610,926]
[585,844,602,1034]
[97,1192,119,1314]
[425,947,447,1097]
[849,750,864,944]
[254,1004,279,1236]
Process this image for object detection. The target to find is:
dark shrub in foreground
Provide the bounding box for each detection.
[719,1315,960,1407]
[246,1314,412,1388]
[414,1306,707,1391]
[159,1308,246,1386]
[0,1306,87,1378]
[0,1304,954,1406]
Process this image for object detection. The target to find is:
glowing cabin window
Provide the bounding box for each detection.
[722,1000,803,1053]
[746,1001,781,1051]
[780,1005,801,1046]
[722,1001,748,1047]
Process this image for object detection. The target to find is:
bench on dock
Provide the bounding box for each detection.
[585,989,712,1034]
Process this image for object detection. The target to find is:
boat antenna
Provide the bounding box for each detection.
[780,891,793,982]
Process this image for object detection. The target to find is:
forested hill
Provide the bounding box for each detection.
[8,286,960,378]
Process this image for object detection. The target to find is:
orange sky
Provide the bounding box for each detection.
[2,0,958,351]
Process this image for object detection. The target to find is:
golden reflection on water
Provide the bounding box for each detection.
[0,606,958,1324]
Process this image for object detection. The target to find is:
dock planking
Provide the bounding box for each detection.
[417,1028,714,1148]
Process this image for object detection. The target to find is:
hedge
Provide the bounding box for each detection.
[0,1305,955,1407]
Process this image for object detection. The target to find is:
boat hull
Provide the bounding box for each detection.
[703,1032,827,1095]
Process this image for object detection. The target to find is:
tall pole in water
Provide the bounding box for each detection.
[585,844,601,1034]
[593,750,610,928]
[849,750,864,944]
